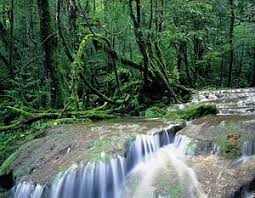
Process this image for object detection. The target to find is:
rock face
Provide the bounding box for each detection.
[176,88,255,197]
[187,155,255,198]
[4,119,178,185]
[179,115,255,156]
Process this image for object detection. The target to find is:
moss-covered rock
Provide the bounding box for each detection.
[144,107,166,118]
[165,104,218,121]
[2,118,174,185]
[168,183,183,198]
[180,104,218,120]
[0,151,18,175]
[216,124,247,159]
[0,190,12,198]
[145,104,218,121]
[178,115,254,158]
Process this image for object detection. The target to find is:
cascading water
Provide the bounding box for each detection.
[48,156,126,198]
[242,141,255,157]
[12,127,204,198]
[123,136,206,198]
[171,88,255,115]
[13,182,43,198]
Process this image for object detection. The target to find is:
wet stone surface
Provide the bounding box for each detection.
[6,88,255,198]
[8,118,178,185]
[171,88,255,115]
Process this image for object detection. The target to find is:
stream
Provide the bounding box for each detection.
[14,129,205,198]
[10,88,255,198]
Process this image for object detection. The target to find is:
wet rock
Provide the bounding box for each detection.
[187,155,255,198]
[172,88,255,115]
[2,119,179,185]
[178,115,255,156]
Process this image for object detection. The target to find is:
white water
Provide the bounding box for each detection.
[192,88,255,115]
[13,182,43,198]
[48,156,126,198]
[13,128,205,198]
[170,88,255,115]
[124,136,206,198]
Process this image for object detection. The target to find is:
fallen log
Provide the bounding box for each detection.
[0,108,116,133]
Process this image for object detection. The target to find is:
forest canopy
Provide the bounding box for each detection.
[0,0,255,120]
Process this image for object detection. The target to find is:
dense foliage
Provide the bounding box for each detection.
[0,0,255,119]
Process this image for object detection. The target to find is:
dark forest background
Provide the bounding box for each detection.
[1,0,255,118]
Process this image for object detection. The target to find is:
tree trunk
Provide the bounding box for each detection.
[8,0,14,76]
[228,0,235,87]
[67,0,78,49]
[56,0,74,62]
[252,47,255,87]
[37,0,64,108]
[182,42,193,87]
[128,0,178,101]
[128,0,149,88]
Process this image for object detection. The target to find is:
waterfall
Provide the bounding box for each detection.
[242,141,255,157]
[13,182,43,198]
[123,136,206,198]
[12,127,203,198]
[48,156,126,198]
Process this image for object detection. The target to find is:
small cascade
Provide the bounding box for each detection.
[211,144,220,155]
[242,141,255,157]
[49,156,126,198]
[192,88,255,103]
[123,135,206,198]
[12,127,203,198]
[13,182,43,198]
[191,88,255,115]
[125,128,176,172]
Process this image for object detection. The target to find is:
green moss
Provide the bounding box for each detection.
[81,133,138,164]
[164,111,180,120]
[0,120,50,169]
[187,142,197,155]
[86,139,113,162]
[144,107,166,118]
[144,104,217,121]
[168,183,183,198]
[0,191,12,198]
[180,104,218,120]
[216,124,248,159]
[0,151,18,175]
[165,104,218,121]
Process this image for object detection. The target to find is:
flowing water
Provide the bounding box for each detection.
[12,88,255,198]
[12,128,205,198]
[193,88,255,115]
[123,136,206,198]
[172,88,255,115]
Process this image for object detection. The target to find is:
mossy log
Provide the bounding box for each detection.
[0,108,116,133]
[71,33,133,110]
